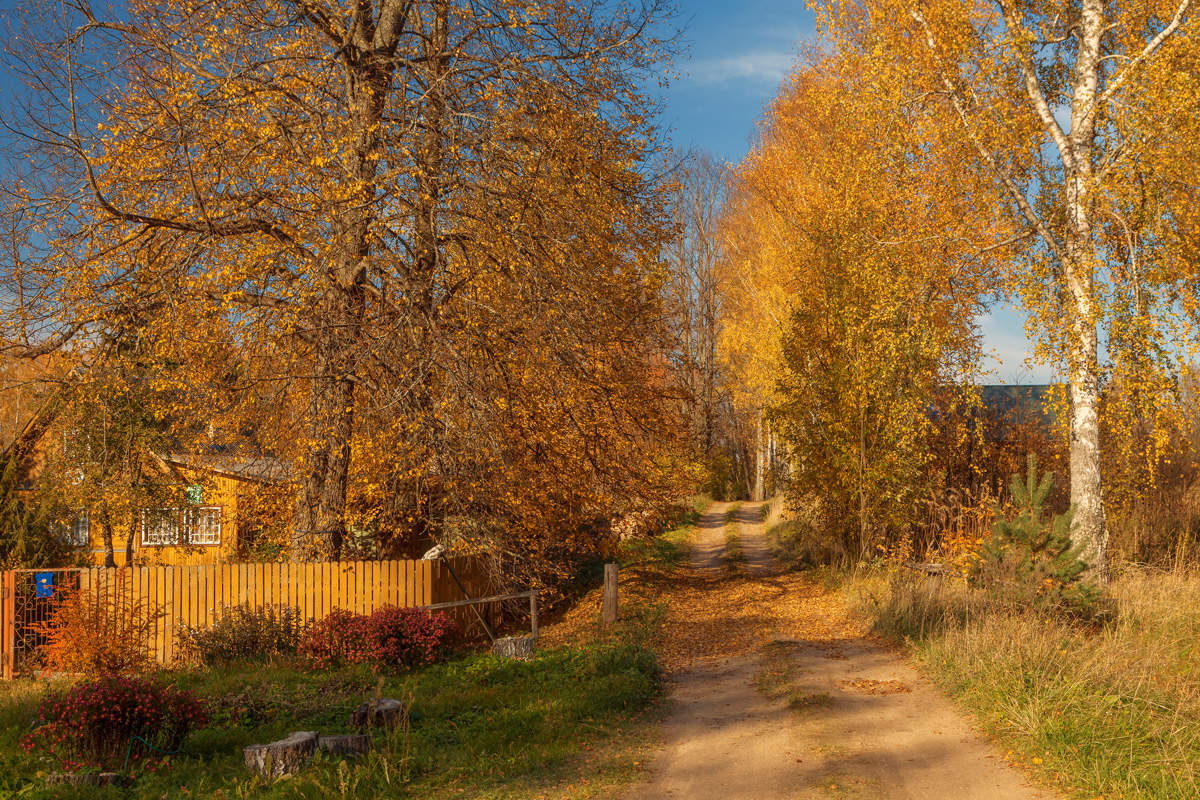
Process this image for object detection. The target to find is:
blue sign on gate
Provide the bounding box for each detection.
[34,572,54,599]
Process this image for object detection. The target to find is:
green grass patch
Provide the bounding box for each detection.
[4,628,664,799]
[855,568,1200,799]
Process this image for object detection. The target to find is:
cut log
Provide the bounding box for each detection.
[244,731,319,779]
[493,634,535,660]
[349,698,405,729]
[318,734,370,756]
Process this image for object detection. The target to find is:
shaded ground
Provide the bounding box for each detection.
[627,500,1057,800]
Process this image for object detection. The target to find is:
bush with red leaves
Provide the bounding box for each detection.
[298,605,458,671]
[20,676,208,773]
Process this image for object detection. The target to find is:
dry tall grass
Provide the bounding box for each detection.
[849,567,1200,798]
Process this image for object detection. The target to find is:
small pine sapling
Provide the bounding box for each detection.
[974,455,1103,618]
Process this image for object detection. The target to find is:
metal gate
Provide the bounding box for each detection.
[1,569,83,679]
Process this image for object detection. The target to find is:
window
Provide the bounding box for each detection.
[183,506,222,546]
[140,508,180,546]
[139,506,222,547]
[56,512,89,547]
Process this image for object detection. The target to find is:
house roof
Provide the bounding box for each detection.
[978,384,1058,424]
[161,453,292,485]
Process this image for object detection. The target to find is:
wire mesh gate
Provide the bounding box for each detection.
[1,569,82,679]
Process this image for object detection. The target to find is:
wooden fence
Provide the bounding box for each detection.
[0,556,492,678]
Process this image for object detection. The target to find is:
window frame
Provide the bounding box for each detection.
[182,506,222,547]
[140,507,181,547]
[56,511,90,547]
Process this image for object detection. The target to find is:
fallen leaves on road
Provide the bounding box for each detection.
[541,534,867,673]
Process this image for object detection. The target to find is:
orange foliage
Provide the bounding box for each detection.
[33,575,164,676]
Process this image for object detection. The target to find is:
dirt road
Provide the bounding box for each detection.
[630,500,1056,800]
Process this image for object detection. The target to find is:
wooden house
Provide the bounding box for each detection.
[60,453,291,566]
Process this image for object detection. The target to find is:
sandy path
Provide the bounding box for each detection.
[630,501,1056,800]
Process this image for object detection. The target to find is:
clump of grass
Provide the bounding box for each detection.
[853,567,1200,799]
[787,691,831,711]
[755,640,828,714]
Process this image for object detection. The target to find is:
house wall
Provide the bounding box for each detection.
[83,470,242,566]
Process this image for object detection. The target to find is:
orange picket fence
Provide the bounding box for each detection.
[0,556,491,678]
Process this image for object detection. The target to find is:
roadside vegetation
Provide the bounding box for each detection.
[1,634,662,799]
[845,566,1200,800]
[0,516,700,798]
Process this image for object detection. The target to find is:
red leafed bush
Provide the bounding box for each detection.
[298,606,458,671]
[20,676,208,772]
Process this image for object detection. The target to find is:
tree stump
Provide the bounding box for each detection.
[493,634,536,660]
[244,731,319,779]
[349,698,405,730]
[318,734,370,756]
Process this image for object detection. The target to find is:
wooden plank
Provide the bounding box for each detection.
[205,565,216,630]
[142,567,156,664]
[280,562,290,610]
[335,562,345,613]
[356,561,366,614]
[239,563,249,606]
[302,562,312,621]
[425,591,534,610]
[156,567,165,666]
[3,571,15,680]
[254,562,265,609]
[318,562,329,616]
[164,566,176,665]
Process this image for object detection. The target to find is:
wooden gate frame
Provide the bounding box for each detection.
[2,571,15,681]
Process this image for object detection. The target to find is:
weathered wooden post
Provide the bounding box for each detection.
[529,591,539,638]
[601,563,618,625]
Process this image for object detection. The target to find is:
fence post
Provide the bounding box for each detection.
[601,563,618,625]
[2,571,14,680]
[529,591,539,638]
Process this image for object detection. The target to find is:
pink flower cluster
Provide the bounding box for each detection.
[298,606,459,671]
[20,676,209,773]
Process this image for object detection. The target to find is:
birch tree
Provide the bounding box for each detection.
[818,0,1200,578]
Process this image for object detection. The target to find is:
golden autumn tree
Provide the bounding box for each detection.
[815,0,1200,578]
[0,0,685,567]
[720,51,992,558]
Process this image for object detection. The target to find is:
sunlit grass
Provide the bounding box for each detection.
[848,567,1200,799]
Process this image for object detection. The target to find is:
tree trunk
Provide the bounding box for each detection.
[753,410,764,502]
[290,286,362,560]
[1064,0,1108,581]
[100,517,115,568]
[289,12,397,560]
[123,512,137,567]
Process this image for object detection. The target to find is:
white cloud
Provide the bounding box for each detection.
[686,49,796,88]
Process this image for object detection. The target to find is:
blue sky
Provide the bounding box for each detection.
[658,0,1053,384]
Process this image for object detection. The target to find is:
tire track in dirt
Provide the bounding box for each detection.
[628,500,1057,800]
